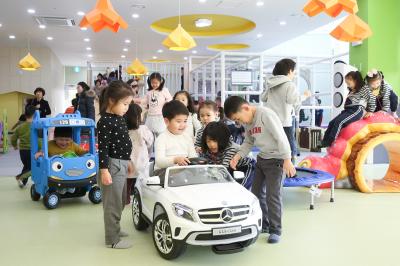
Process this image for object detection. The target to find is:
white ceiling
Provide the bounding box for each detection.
[0,0,339,66]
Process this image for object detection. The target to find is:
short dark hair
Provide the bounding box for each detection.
[78,81,90,92]
[162,100,189,120]
[54,127,73,138]
[99,81,133,114]
[201,122,231,152]
[224,96,248,118]
[34,87,45,96]
[147,72,165,91]
[125,103,142,130]
[25,106,37,118]
[199,100,218,113]
[272,58,296,76]
[173,91,195,113]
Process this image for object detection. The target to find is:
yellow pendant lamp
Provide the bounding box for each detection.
[162,0,196,51]
[19,53,41,71]
[127,58,148,76]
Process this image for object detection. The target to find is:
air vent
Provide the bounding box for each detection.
[131,3,146,9]
[35,16,75,27]
[216,0,248,9]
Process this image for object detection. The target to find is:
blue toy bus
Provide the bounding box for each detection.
[30,111,101,209]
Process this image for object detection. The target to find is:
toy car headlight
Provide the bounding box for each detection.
[86,159,95,169]
[52,161,63,172]
[172,203,196,222]
[250,198,260,215]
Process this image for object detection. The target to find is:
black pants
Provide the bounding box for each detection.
[19,149,31,185]
[322,106,364,147]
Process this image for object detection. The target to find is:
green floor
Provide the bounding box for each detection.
[1,176,399,266]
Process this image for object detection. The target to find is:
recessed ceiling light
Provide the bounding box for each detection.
[121,55,126,58]
[192,50,197,54]
[0,23,2,28]
[132,13,139,19]
[280,21,287,26]
[199,0,207,3]
[195,18,212,28]
[9,35,15,39]
[77,11,85,16]
[157,49,163,53]
[47,36,53,40]
[88,54,93,58]
[81,27,88,31]
[256,1,264,7]
[256,33,263,38]
[84,38,90,42]
[184,57,188,60]
[125,39,131,43]
[39,24,46,29]
[152,56,157,59]
[123,48,128,52]
[27,9,36,14]
[86,47,92,51]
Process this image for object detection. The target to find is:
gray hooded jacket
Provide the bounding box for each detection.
[261,75,301,127]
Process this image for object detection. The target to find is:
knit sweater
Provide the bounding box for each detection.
[11,122,31,150]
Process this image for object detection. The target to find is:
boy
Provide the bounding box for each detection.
[224,96,296,244]
[11,106,37,188]
[155,100,197,174]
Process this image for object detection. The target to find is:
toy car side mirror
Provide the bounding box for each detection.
[233,171,245,180]
[146,176,162,186]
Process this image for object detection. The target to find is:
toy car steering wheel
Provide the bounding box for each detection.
[188,157,208,165]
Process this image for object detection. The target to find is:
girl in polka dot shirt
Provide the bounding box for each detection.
[97,81,134,249]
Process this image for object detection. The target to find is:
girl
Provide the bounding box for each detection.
[364,69,398,117]
[72,81,95,121]
[319,71,375,148]
[125,103,154,204]
[173,91,201,142]
[141,72,172,136]
[194,100,219,151]
[200,122,255,189]
[97,81,134,249]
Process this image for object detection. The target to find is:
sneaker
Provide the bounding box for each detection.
[16,179,24,188]
[267,234,280,244]
[119,231,129,237]
[107,240,132,249]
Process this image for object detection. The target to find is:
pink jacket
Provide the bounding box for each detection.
[142,88,172,116]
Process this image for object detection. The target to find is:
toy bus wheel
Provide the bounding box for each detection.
[30,184,41,201]
[89,186,102,204]
[132,190,149,231]
[152,213,187,260]
[43,192,60,209]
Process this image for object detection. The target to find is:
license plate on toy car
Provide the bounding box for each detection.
[212,226,242,236]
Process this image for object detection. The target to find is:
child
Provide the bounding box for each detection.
[225,119,246,145]
[34,127,88,159]
[224,96,296,244]
[319,71,375,148]
[200,122,255,189]
[125,103,154,204]
[173,91,201,142]
[194,100,219,151]
[154,100,197,174]
[141,72,172,136]
[11,106,36,188]
[364,69,398,116]
[97,81,134,249]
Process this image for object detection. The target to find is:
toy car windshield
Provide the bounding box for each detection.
[168,166,234,187]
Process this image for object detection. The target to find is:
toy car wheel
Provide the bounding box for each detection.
[152,213,186,260]
[30,184,41,201]
[88,186,102,204]
[43,191,60,210]
[132,190,149,231]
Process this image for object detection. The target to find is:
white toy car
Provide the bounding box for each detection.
[132,164,262,260]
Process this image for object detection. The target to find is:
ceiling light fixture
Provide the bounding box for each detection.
[121,55,126,58]
[123,48,128,52]
[81,27,88,31]
[256,1,264,7]
[192,50,197,54]
[132,13,139,18]
[256,33,263,38]
[88,54,93,58]
[39,24,46,29]
[9,35,16,39]
[77,11,85,16]
[157,49,163,53]
[280,21,287,26]
[199,0,207,3]
[27,9,36,14]
[86,47,92,51]
[152,56,157,59]
[184,57,188,60]
[84,38,90,42]
[125,39,131,43]
[195,18,212,28]
[47,36,53,40]
[0,23,2,27]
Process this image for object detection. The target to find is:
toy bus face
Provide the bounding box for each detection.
[49,154,98,181]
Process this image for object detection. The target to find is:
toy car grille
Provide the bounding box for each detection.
[197,205,250,224]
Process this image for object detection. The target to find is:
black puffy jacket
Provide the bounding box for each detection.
[72,89,96,121]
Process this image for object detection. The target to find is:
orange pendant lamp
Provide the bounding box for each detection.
[19,52,41,71]
[79,0,128,33]
[303,0,358,17]
[162,0,196,51]
[330,14,372,42]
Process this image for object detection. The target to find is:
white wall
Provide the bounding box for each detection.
[0,46,65,115]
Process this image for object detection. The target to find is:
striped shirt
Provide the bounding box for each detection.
[194,126,205,148]
[345,85,376,112]
[370,83,392,112]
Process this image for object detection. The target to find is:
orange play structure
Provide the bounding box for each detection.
[299,112,400,193]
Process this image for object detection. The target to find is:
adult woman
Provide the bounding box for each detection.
[72,81,95,121]
[26,87,51,118]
